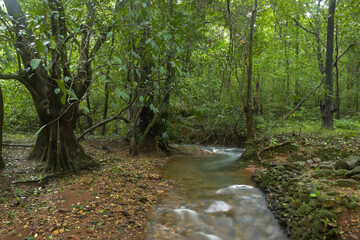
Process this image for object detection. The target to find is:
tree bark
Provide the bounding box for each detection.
[0,86,4,169]
[244,0,257,141]
[322,0,336,129]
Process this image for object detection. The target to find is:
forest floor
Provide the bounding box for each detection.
[0,135,172,240]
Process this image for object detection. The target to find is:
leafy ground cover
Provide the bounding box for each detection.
[0,136,171,240]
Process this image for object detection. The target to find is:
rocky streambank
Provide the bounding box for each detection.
[245,141,360,240]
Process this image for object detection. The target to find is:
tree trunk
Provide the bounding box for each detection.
[335,25,340,119]
[244,0,257,141]
[322,0,336,129]
[0,86,4,169]
[101,82,109,135]
[27,98,98,173]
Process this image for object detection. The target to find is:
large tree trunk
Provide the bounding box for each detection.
[244,0,257,141]
[322,0,336,129]
[27,102,98,173]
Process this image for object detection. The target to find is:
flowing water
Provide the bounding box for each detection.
[146,146,288,240]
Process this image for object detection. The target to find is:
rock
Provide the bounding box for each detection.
[334,160,350,170]
[335,179,360,187]
[344,156,360,169]
[312,169,332,178]
[334,169,348,176]
[345,166,360,177]
[318,209,337,220]
[298,203,312,214]
[319,161,334,170]
[350,174,360,181]
[313,158,321,163]
[333,207,346,214]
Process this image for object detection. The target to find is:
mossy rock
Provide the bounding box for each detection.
[334,160,350,170]
[238,147,260,163]
[345,166,360,177]
[318,209,337,221]
[334,169,349,176]
[312,169,332,178]
[259,142,299,159]
[335,179,359,187]
[312,148,349,161]
[351,174,360,181]
[298,203,312,214]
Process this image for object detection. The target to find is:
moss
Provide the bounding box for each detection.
[318,209,337,221]
[335,179,359,187]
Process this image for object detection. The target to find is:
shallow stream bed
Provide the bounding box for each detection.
[146,147,288,240]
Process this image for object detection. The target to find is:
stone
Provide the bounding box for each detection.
[318,209,337,221]
[350,174,360,181]
[311,169,332,178]
[335,179,359,187]
[334,169,348,176]
[319,161,334,170]
[345,166,360,177]
[344,156,360,169]
[334,160,350,170]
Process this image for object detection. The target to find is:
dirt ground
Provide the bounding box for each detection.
[0,138,171,240]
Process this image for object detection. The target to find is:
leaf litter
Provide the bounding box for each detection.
[0,138,171,239]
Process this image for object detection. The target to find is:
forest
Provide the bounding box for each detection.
[0,0,359,239]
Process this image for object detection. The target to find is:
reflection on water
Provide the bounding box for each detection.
[146,147,288,240]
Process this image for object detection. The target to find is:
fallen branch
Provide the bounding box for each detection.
[282,78,325,121]
[3,143,34,147]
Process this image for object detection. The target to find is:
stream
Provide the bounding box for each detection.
[146,146,288,240]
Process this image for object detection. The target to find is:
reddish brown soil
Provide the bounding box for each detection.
[0,139,171,240]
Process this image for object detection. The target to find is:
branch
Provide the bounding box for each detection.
[0,73,21,80]
[292,18,316,35]
[282,77,326,121]
[77,115,129,141]
[77,96,136,140]
[332,42,356,66]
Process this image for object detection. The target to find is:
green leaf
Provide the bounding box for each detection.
[35,40,44,53]
[106,31,113,38]
[30,59,41,70]
[54,88,61,95]
[135,38,141,48]
[131,51,141,60]
[135,69,141,78]
[55,79,67,95]
[113,56,122,65]
[159,66,166,75]
[139,96,144,103]
[150,104,159,113]
[64,76,71,83]
[61,94,66,105]
[79,106,90,114]
[67,89,78,100]
[145,38,152,44]
[34,125,46,137]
